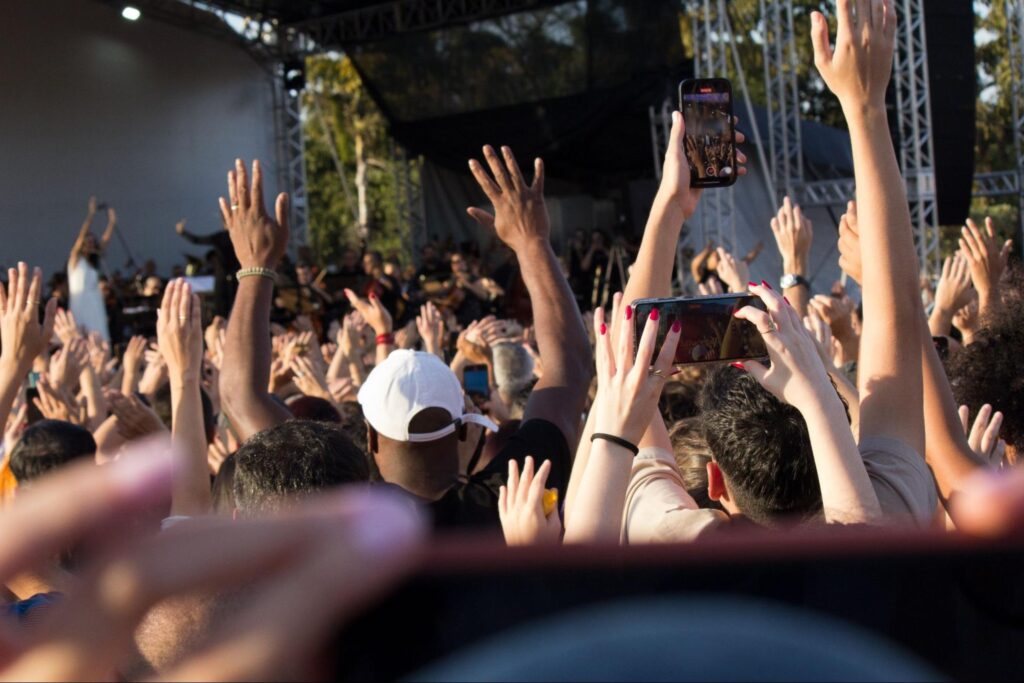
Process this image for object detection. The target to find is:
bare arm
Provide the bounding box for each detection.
[812,2,925,455]
[159,280,212,516]
[770,196,813,319]
[99,207,117,253]
[467,146,592,447]
[69,197,97,269]
[219,159,293,441]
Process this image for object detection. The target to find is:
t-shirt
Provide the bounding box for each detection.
[429,419,571,532]
[859,435,937,526]
[622,436,938,543]
[621,448,727,544]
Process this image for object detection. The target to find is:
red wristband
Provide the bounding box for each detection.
[376,333,395,346]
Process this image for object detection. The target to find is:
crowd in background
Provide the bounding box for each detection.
[1,2,1024,679]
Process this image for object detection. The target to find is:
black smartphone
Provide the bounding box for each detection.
[463,364,490,403]
[679,78,737,188]
[932,335,950,361]
[632,294,769,366]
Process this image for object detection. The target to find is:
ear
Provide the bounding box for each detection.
[707,460,727,502]
[367,425,379,454]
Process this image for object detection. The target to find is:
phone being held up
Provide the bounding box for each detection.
[632,293,768,366]
[679,78,737,188]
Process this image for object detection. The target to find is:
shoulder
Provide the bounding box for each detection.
[859,436,938,526]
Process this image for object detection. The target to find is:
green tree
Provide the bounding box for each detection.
[303,54,417,265]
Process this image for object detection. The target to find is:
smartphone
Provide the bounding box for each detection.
[679,78,737,188]
[27,371,40,390]
[932,335,949,361]
[632,294,769,366]
[463,364,490,402]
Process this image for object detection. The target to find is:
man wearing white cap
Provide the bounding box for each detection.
[357,145,593,529]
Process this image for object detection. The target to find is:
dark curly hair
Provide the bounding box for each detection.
[233,420,369,515]
[947,266,1024,452]
[698,367,822,526]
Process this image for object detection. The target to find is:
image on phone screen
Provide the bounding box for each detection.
[463,365,489,400]
[632,294,768,366]
[679,78,736,188]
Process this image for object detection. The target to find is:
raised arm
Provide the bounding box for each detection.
[0,265,57,435]
[812,1,924,456]
[466,146,592,446]
[218,159,293,441]
[158,279,211,516]
[69,196,97,269]
[99,207,117,254]
[770,196,814,319]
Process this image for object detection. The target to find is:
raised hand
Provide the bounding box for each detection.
[290,355,332,401]
[734,284,833,412]
[416,301,445,358]
[930,253,974,337]
[219,158,290,270]
[811,0,896,110]
[157,279,203,386]
[175,218,187,235]
[658,113,749,219]
[108,391,167,440]
[0,263,57,375]
[54,308,81,346]
[803,306,839,372]
[714,247,751,294]
[837,200,862,284]
[960,216,1013,314]
[498,456,561,546]
[466,146,549,252]
[959,404,1007,468]
[772,196,813,275]
[33,377,86,426]
[697,277,724,296]
[592,301,681,446]
[953,294,980,345]
[343,288,392,336]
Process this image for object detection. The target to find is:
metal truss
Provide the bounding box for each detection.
[391,143,428,254]
[893,0,940,277]
[974,170,1020,198]
[759,0,803,202]
[798,178,857,208]
[272,63,309,251]
[289,0,548,51]
[688,0,736,252]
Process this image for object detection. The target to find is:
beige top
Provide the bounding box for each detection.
[621,447,727,544]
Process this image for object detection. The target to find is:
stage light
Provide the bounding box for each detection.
[122,6,141,21]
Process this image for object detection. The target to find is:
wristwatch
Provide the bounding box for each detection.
[780,273,809,290]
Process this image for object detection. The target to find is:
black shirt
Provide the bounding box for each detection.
[429,419,571,532]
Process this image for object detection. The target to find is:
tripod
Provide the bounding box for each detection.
[590,244,630,309]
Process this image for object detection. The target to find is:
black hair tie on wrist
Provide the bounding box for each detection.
[590,433,640,456]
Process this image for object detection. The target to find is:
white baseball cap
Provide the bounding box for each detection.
[357,350,498,443]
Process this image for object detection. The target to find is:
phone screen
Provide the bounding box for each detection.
[632,294,769,366]
[679,78,737,188]
[463,365,489,399]
[27,371,40,390]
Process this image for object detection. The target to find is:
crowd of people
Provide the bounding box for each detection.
[2,2,1024,678]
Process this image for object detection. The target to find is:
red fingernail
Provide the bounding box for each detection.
[670,368,683,376]
[650,308,660,321]
[625,306,633,321]
[761,280,773,290]
[748,281,758,288]
[599,323,607,336]
[369,292,377,300]
[671,321,681,333]
[730,362,746,371]
[783,296,791,306]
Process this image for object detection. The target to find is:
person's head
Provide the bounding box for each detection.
[82,232,99,257]
[295,260,313,285]
[341,248,359,270]
[421,244,437,264]
[287,395,342,423]
[450,253,469,276]
[232,420,369,516]
[591,231,607,249]
[492,342,534,418]
[358,350,497,500]
[668,417,721,511]
[947,274,1024,461]
[151,383,216,444]
[142,276,163,297]
[9,420,96,485]
[362,251,382,276]
[698,367,822,526]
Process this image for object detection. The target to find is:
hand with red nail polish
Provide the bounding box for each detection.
[343,288,393,337]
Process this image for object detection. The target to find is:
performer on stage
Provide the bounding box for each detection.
[67,196,115,341]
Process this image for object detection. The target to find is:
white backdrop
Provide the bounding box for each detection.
[0,0,279,275]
